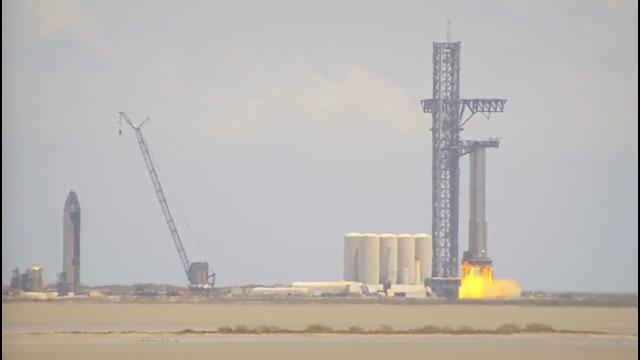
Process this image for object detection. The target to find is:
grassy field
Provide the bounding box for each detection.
[2,301,637,334]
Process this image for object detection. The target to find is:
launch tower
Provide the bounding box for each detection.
[421,29,506,298]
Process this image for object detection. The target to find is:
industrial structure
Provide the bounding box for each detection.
[10,266,45,292]
[118,112,215,292]
[420,29,506,298]
[414,233,433,284]
[379,233,398,285]
[397,234,416,285]
[61,190,81,295]
[357,233,380,285]
[344,233,432,291]
[343,233,360,281]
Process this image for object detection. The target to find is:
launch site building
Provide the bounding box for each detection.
[10,266,45,292]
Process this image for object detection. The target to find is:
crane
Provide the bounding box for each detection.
[118,112,215,292]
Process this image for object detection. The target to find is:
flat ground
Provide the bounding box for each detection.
[2,301,637,359]
[3,301,637,334]
[2,333,637,360]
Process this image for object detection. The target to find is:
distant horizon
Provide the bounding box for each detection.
[3,279,639,296]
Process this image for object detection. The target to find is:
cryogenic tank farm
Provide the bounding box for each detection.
[342,232,434,296]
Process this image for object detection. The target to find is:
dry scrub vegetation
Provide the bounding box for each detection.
[174,322,593,335]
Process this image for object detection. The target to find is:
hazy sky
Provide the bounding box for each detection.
[2,0,637,292]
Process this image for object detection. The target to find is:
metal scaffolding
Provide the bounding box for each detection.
[420,40,506,285]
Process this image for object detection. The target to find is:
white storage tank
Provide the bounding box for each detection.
[397,233,415,284]
[400,267,410,285]
[357,233,380,285]
[343,233,361,281]
[378,233,398,285]
[414,233,433,283]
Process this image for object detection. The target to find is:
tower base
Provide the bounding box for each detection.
[427,277,461,299]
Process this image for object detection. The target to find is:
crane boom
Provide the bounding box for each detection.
[118,112,191,278]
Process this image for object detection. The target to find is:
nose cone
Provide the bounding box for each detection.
[64,191,80,212]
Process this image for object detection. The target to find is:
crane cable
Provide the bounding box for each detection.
[143,127,209,263]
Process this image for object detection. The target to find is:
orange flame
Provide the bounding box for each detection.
[459,262,521,299]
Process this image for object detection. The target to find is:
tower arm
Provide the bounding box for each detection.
[460,99,506,114]
[455,139,500,157]
[459,99,506,128]
[420,99,438,113]
[421,99,506,115]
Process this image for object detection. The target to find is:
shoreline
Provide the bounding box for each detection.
[3,297,637,308]
[3,329,637,338]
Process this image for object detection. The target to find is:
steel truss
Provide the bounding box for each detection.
[420,42,506,279]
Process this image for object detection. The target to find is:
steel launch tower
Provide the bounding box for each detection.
[421,29,506,298]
